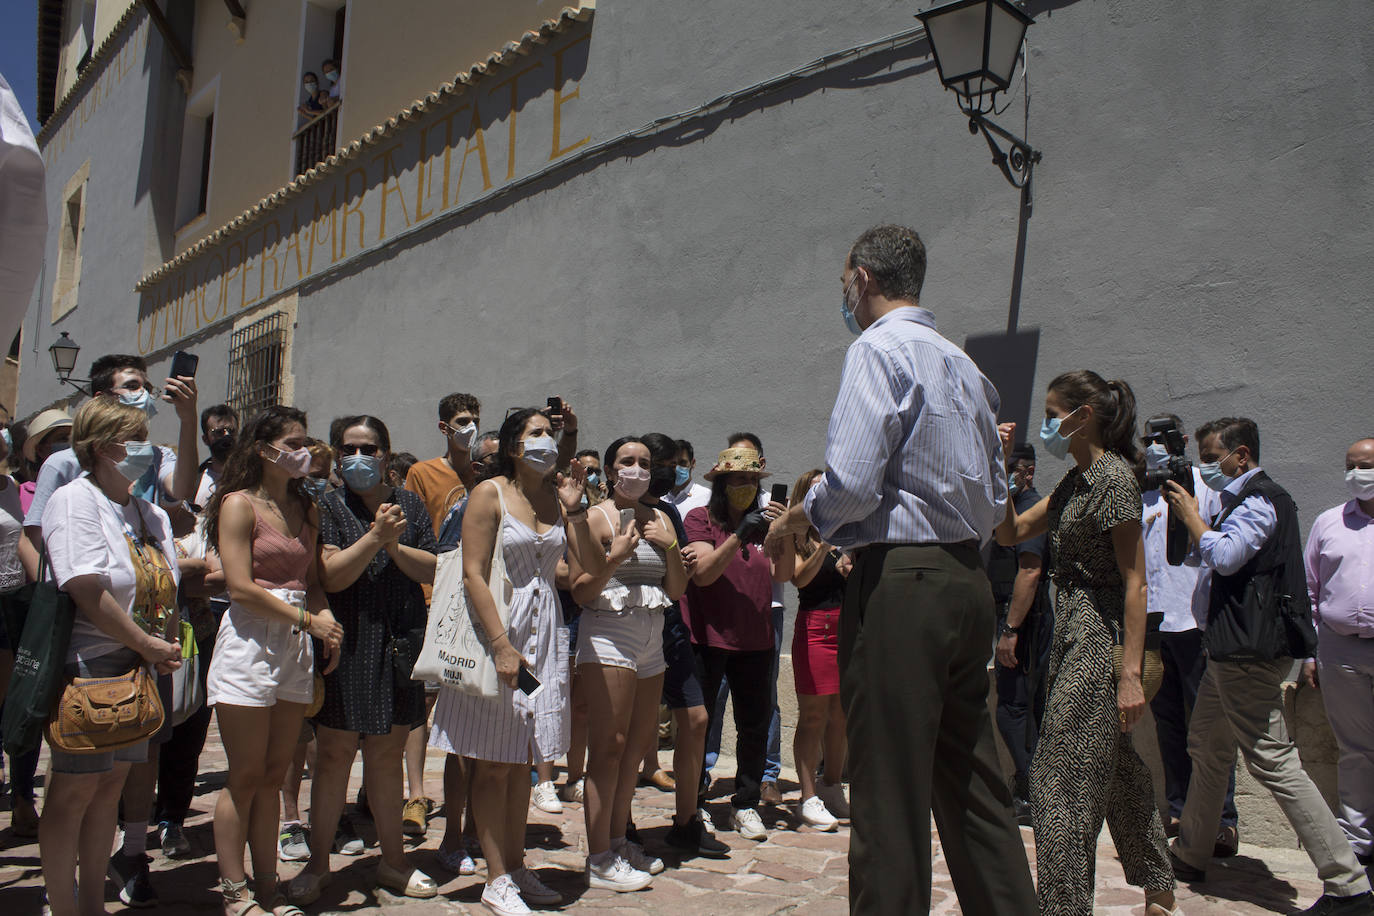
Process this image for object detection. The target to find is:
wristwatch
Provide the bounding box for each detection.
[998,621,1021,639]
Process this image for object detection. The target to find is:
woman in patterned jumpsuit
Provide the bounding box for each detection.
[996,371,1179,916]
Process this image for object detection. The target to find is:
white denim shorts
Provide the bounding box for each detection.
[207,590,315,708]
[575,607,666,677]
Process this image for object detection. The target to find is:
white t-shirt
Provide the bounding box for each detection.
[43,476,180,663]
[193,466,219,510]
[662,481,711,520]
[0,476,24,591]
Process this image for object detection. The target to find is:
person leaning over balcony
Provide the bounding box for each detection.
[321,59,342,106]
[297,72,324,119]
[204,406,343,916]
[1304,438,1374,873]
[997,372,1179,916]
[286,415,439,904]
[37,397,182,916]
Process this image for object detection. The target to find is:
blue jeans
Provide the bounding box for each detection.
[704,604,784,784]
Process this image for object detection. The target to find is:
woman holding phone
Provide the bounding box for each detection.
[566,436,687,891]
[681,446,788,842]
[428,407,591,916]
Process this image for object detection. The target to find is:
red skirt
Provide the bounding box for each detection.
[792,606,841,696]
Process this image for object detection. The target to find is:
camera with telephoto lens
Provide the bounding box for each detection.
[1141,416,1193,566]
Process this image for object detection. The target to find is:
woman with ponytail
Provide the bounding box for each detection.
[995,371,1178,916]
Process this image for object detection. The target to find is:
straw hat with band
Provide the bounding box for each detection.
[23,408,73,464]
[703,447,772,481]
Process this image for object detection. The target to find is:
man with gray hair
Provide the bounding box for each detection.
[768,225,1035,914]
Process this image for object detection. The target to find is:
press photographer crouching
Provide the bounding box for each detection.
[1162,417,1374,914]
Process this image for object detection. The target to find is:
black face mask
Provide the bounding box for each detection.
[648,465,676,498]
[209,436,235,459]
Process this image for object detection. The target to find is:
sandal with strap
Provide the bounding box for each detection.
[253,873,307,916]
[220,878,266,916]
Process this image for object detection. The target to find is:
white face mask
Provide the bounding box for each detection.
[520,435,558,474]
[446,422,477,451]
[1346,468,1374,501]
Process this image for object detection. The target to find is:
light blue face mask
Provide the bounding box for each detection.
[114,440,157,482]
[1144,443,1170,470]
[674,465,691,487]
[118,387,158,419]
[340,454,382,492]
[1038,406,1083,461]
[301,477,329,500]
[840,274,863,336]
[1197,450,1238,492]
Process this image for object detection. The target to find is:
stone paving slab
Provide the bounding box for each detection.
[0,717,1353,914]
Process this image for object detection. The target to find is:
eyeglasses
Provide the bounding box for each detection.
[339,443,380,456]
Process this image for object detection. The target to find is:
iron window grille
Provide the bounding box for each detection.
[226,312,286,418]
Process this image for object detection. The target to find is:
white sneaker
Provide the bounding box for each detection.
[799,796,839,832]
[510,866,563,906]
[697,806,717,834]
[557,778,584,804]
[614,837,664,875]
[817,780,850,819]
[481,874,531,916]
[531,780,563,814]
[731,806,767,840]
[586,854,653,892]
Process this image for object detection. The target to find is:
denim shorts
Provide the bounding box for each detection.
[48,648,151,775]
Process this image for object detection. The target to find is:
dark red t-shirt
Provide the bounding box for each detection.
[682,506,775,652]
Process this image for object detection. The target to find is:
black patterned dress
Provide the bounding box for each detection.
[315,486,436,735]
[1030,450,1173,914]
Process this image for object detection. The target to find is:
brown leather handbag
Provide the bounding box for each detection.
[46,666,164,754]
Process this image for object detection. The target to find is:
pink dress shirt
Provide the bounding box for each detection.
[1304,500,1374,662]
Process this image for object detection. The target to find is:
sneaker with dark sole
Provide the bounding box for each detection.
[334,815,365,856]
[665,816,731,859]
[157,821,192,858]
[278,822,311,862]
[108,850,158,908]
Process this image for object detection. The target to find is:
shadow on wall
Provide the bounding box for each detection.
[966,328,1040,437]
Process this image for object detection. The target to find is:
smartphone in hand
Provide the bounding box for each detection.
[517,665,544,699]
[770,483,788,505]
[546,396,563,430]
[619,507,636,533]
[170,350,199,379]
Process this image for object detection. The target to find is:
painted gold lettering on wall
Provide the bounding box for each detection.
[136,29,594,355]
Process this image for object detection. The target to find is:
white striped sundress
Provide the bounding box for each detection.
[429,502,570,765]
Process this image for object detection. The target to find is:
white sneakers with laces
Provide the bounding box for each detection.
[481,874,530,915]
[799,796,839,832]
[586,853,653,892]
[731,806,768,840]
[531,780,563,814]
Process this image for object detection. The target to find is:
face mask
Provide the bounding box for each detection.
[1144,443,1170,470]
[840,275,863,336]
[113,440,156,482]
[446,422,477,451]
[118,387,158,418]
[520,435,558,474]
[1038,406,1082,461]
[674,466,691,488]
[1345,468,1374,501]
[649,465,676,498]
[341,454,383,491]
[1008,477,1021,497]
[268,445,313,479]
[304,81,318,92]
[615,465,651,499]
[0,428,10,453]
[584,471,601,489]
[726,483,758,511]
[324,71,338,83]
[1197,461,1233,492]
[302,477,329,500]
[209,436,235,460]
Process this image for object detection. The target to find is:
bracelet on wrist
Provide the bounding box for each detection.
[666,539,679,551]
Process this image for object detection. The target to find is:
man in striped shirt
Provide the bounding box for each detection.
[767,225,1035,915]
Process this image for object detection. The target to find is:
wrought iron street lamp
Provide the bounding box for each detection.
[916,0,1041,188]
[49,332,92,397]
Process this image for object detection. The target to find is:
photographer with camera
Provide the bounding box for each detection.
[1140,416,1239,852]
[1163,418,1373,914]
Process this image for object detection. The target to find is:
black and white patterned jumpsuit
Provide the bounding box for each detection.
[1031,451,1174,914]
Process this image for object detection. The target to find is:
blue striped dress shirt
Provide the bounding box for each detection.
[802,306,1008,549]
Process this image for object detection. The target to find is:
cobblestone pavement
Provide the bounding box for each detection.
[0,720,1349,914]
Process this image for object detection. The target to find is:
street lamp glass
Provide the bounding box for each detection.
[49,332,80,377]
[917,0,1033,99]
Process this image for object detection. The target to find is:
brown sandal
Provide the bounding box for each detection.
[219,877,266,916]
[252,873,307,916]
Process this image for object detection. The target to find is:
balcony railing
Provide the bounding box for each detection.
[292,107,338,177]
